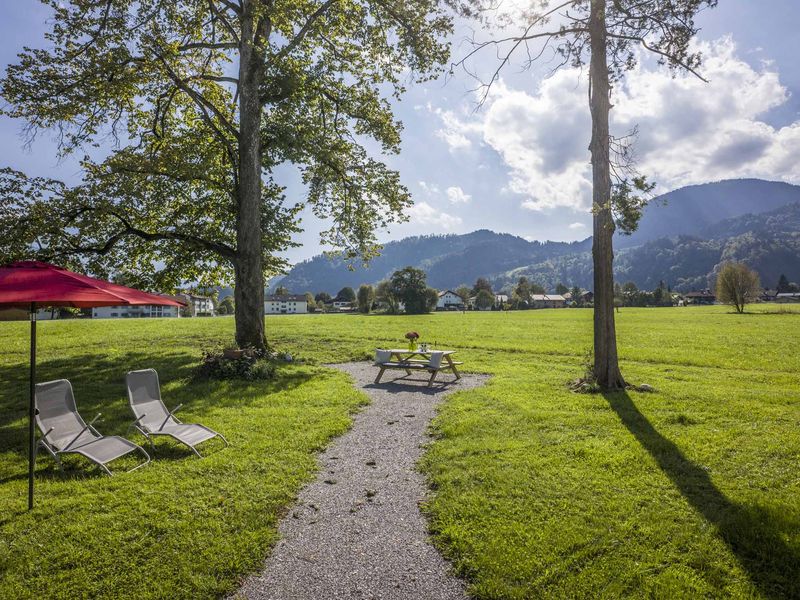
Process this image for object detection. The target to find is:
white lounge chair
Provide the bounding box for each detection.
[126,369,228,457]
[35,379,150,475]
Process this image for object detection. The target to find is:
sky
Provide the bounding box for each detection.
[1,1,799,265]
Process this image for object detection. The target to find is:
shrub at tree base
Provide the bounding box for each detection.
[196,347,276,381]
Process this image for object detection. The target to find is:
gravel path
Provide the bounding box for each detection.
[237,362,487,600]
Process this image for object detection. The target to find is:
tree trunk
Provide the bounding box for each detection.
[234,1,266,350]
[589,0,625,390]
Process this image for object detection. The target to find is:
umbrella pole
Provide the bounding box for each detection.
[28,302,36,511]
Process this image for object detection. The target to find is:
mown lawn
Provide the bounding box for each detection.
[0,318,370,599]
[1,305,799,598]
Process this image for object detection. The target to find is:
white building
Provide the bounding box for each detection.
[265,294,308,314]
[179,293,215,316]
[332,300,354,311]
[776,292,800,303]
[437,290,465,310]
[92,303,181,319]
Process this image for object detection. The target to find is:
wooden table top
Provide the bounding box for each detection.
[385,349,456,355]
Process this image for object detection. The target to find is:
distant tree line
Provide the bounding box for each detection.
[614,280,673,308]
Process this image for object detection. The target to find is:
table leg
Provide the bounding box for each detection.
[374,367,386,384]
[446,355,461,380]
[427,369,438,387]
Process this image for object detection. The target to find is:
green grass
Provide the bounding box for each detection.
[0,318,370,599]
[1,305,799,598]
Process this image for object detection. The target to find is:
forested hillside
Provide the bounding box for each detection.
[497,203,800,292]
[276,180,800,294]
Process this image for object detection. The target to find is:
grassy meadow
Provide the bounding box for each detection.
[0,305,798,598]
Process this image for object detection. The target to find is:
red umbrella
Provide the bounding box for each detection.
[0,261,185,510]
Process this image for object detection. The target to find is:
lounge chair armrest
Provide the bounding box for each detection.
[127,413,148,435]
[159,404,183,430]
[64,413,101,450]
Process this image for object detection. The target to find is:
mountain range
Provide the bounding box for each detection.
[275,179,800,294]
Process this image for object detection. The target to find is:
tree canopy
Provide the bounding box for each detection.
[473,277,493,295]
[474,289,494,310]
[716,262,760,314]
[357,284,374,314]
[0,0,453,348]
[336,286,356,303]
[389,266,437,314]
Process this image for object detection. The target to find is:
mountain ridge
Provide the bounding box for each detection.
[276,179,800,294]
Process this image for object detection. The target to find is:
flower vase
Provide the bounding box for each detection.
[408,341,418,351]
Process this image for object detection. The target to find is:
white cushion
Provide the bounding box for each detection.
[428,351,444,369]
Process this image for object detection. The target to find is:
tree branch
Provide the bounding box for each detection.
[271,0,338,63]
[606,32,708,82]
[56,208,238,261]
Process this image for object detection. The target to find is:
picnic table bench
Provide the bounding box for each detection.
[374,349,462,387]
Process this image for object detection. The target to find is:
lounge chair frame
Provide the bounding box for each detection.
[126,369,228,457]
[35,379,150,476]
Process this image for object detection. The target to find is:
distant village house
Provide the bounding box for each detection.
[532,294,567,309]
[332,300,354,311]
[437,290,465,310]
[92,294,185,319]
[684,290,716,305]
[180,293,215,317]
[776,292,800,303]
[265,294,308,314]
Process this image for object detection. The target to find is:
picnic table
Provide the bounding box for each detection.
[374,349,462,387]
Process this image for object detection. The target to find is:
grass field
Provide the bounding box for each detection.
[1,306,799,598]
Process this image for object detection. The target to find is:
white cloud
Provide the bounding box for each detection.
[431,106,482,152]
[408,201,463,230]
[434,37,800,212]
[418,181,440,195]
[446,186,471,204]
[435,129,472,151]
[568,222,587,230]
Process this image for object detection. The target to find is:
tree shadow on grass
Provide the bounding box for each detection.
[605,390,800,599]
[0,350,315,459]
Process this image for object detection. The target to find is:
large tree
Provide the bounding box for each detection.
[335,286,356,303]
[716,262,760,314]
[389,266,436,314]
[0,0,451,350]
[356,284,374,314]
[456,0,716,388]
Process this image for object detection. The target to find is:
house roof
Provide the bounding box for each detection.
[532,294,566,301]
[437,290,463,298]
[178,292,213,301]
[158,293,187,304]
[777,292,800,298]
[685,291,715,298]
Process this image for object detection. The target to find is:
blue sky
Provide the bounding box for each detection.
[2,1,798,265]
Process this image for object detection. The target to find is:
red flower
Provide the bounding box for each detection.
[404,331,420,341]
